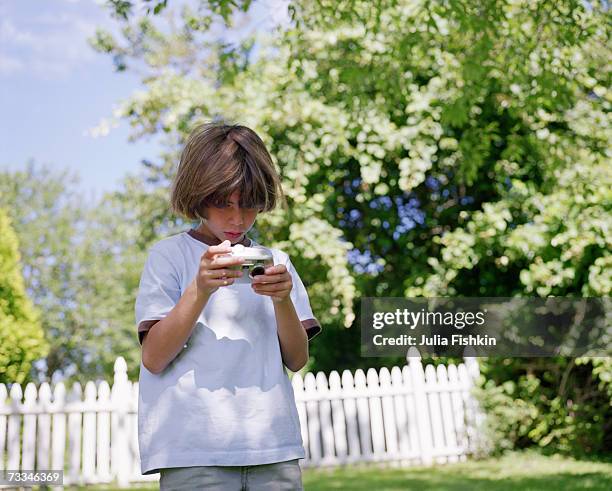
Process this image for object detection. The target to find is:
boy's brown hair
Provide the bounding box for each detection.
[170,122,286,220]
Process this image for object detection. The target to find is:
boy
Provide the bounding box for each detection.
[135,122,321,490]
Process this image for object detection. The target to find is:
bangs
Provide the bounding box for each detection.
[200,143,276,210]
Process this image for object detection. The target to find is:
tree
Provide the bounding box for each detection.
[0,207,48,385]
[0,163,146,383]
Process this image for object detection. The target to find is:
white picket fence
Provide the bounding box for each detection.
[0,349,483,488]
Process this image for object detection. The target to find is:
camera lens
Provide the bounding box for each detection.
[250,265,266,278]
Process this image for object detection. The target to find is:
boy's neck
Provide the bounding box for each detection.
[189,224,252,247]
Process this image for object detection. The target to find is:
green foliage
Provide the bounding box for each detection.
[475,358,612,456]
[0,207,48,385]
[583,357,612,400]
[106,0,253,22]
[0,163,145,384]
[106,0,169,20]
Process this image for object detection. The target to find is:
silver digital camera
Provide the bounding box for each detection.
[227,244,274,283]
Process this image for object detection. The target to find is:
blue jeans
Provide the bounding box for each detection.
[159,458,304,490]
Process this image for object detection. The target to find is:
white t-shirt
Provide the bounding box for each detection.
[135,229,321,475]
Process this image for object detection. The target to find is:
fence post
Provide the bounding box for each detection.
[22,383,37,470]
[0,384,7,471]
[407,347,433,465]
[111,357,130,488]
[51,383,66,476]
[462,347,486,455]
[7,384,22,469]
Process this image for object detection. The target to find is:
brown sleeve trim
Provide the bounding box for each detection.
[138,319,160,346]
[139,318,322,345]
[301,318,322,341]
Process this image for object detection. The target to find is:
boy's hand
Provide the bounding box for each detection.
[251,264,293,304]
[195,240,245,297]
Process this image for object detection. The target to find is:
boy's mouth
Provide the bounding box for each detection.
[225,231,242,239]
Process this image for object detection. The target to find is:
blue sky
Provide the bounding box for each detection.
[0,0,289,202]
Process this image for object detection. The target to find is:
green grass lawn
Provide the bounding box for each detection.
[302,451,612,491]
[65,450,612,491]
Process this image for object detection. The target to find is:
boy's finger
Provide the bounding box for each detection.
[252,272,288,284]
[264,264,287,275]
[209,255,244,269]
[202,240,232,259]
[252,280,291,292]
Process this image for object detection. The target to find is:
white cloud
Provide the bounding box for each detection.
[0,3,113,80]
[0,19,38,46]
[61,0,106,4]
[0,54,24,76]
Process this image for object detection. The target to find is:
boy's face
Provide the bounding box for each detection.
[200,190,259,245]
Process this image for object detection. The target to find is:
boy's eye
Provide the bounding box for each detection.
[210,201,261,211]
[211,201,230,208]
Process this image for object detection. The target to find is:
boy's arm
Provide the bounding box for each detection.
[140,240,243,374]
[273,296,309,372]
[251,260,315,372]
[142,278,210,374]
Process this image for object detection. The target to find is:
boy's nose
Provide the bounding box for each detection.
[229,208,244,226]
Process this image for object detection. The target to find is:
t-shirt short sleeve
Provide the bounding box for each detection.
[285,257,322,341]
[135,247,182,345]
